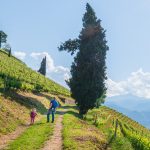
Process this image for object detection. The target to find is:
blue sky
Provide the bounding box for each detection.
[1,0,150,98]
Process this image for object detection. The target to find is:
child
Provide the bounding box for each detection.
[30,108,37,125]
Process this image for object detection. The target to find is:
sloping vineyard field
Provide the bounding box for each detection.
[86,106,150,150]
[0,49,70,96]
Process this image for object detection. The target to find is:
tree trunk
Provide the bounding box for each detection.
[79,108,88,117]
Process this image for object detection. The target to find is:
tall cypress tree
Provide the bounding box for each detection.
[59,3,109,115]
[38,56,46,76]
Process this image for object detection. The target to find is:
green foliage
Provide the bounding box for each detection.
[119,122,150,150]
[59,3,108,115]
[21,82,35,91]
[85,106,150,150]
[3,43,11,57]
[0,49,70,96]
[59,39,80,55]
[95,92,106,108]
[38,56,46,76]
[110,137,134,150]
[0,31,7,48]
[34,83,43,92]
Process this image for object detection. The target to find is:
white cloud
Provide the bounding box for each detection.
[106,78,128,97]
[13,51,26,60]
[31,52,55,71]
[106,68,150,99]
[55,66,70,73]
[30,51,70,75]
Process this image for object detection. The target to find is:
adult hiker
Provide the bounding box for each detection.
[47,97,59,123]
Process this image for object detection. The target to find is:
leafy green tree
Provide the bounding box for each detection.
[59,3,109,115]
[38,56,46,76]
[95,92,106,108]
[0,31,7,48]
[3,43,11,57]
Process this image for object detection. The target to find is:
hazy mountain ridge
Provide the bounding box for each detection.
[105,94,150,129]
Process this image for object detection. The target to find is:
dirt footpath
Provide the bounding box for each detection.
[42,112,65,150]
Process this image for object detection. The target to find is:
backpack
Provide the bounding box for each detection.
[51,100,59,108]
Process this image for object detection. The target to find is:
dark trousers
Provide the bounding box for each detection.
[47,108,55,122]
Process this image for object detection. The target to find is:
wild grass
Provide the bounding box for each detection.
[85,107,139,150]
[6,118,54,150]
[0,96,28,136]
[110,136,134,150]
[0,91,50,136]
[62,107,106,150]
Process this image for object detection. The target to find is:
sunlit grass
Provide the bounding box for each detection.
[62,108,106,150]
[85,106,150,150]
[6,117,54,150]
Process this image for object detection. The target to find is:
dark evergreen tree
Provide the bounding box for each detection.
[38,56,46,76]
[59,3,109,115]
[0,31,7,48]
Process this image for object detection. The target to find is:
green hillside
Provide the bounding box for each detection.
[0,49,70,96]
[85,106,150,150]
[1,97,150,149]
[1,49,150,150]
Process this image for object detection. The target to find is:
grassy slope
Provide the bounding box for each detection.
[0,91,48,136]
[0,48,71,136]
[0,49,70,96]
[0,94,29,135]
[62,106,107,150]
[85,106,150,150]
[1,103,149,150]
[0,90,66,136]
[1,49,149,149]
[62,105,150,150]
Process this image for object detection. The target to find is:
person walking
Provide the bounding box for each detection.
[47,97,59,123]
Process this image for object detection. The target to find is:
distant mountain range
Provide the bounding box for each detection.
[105,94,150,129]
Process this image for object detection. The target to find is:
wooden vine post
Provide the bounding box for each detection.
[3,76,7,92]
[114,119,118,138]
